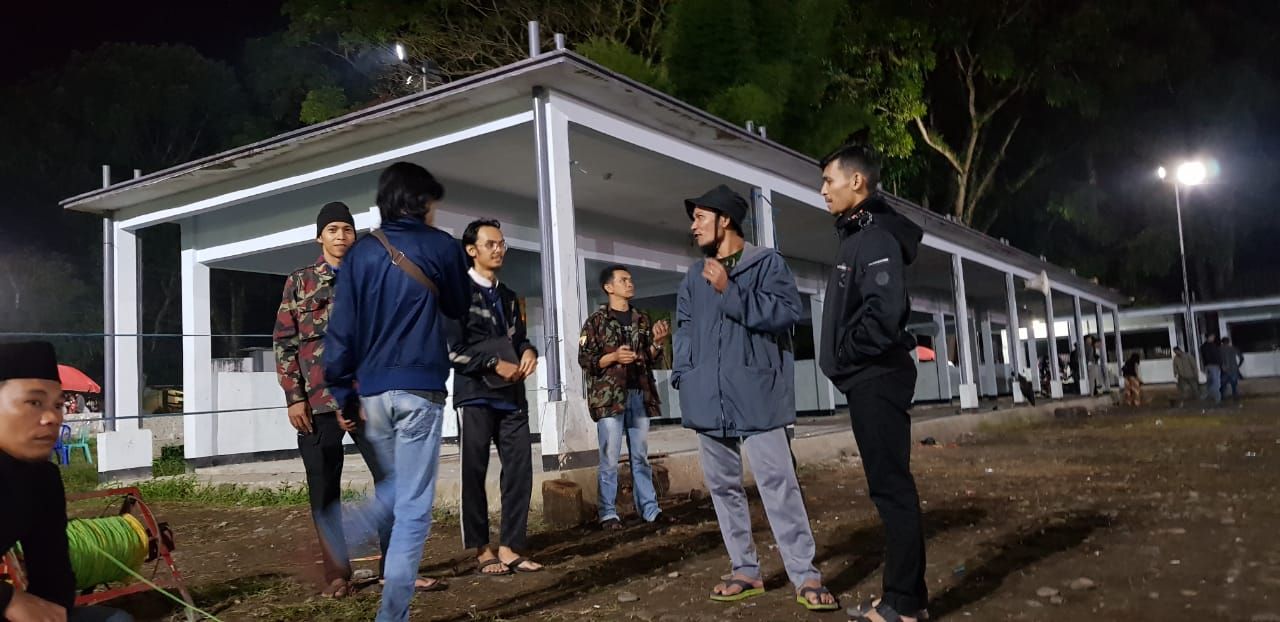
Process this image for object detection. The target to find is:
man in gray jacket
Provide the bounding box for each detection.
[673,185,838,611]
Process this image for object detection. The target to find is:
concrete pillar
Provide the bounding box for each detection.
[979,312,998,397]
[535,91,596,470]
[1004,273,1026,403]
[96,223,153,477]
[810,293,837,411]
[752,186,777,249]
[1044,288,1063,398]
[1073,296,1091,395]
[1095,303,1112,391]
[1113,307,1124,378]
[951,255,979,408]
[932,310,952,401]
[181,223,215,460]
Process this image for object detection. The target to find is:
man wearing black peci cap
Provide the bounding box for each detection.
[671,185,839,611]
[0,341,134,621]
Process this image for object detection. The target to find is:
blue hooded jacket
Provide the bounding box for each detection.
[672,244,802,437]
[324,218,470,403]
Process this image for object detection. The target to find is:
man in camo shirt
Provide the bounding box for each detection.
[578,265,673,530]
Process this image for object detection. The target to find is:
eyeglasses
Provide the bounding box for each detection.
[476,241,507,251]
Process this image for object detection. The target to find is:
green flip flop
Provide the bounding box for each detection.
[795,585,841,611]
[710,578,765,602]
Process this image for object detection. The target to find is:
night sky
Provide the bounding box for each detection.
[1,1,285,85]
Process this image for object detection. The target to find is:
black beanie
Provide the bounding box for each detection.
[316,202,355,237]
[0,341,60,383]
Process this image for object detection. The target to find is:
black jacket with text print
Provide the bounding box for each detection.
[819,193,923,392]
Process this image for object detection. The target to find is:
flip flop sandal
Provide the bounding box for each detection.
[377,576,451,591]
[477,558,513,576]
[505,556,544,573]
[844,598,926,622]
[796,585,841,611]
[413,577,448,592]
[849,597,929,620]
[601,518,624,531]
[321,579,352,599]
[709,578,765,602]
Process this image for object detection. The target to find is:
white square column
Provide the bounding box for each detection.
[978,312,998,397]
[1044,287,1064,398]
[809,293,837,411]
[181,223,216,460]
[1112,307,1125,378]
[1073,296,1091,395]
[752,186,777,248]
[97,223,153,477]
[1095,303,1112,391]
[534,89,597,471]
[950,255,979,408]
[1004,273,1026,403]
[932,311,952,401]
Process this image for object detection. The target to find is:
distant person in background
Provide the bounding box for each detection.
[1085,335,1104,394]
[1200,334,1222,406]
[1122,353,1143,407]
[1172,347,1199,406]
[1219,337,1245,403]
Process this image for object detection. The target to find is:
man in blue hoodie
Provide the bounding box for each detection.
[324,162,470,622]
[819,144,927,622]
[673,185,839,612]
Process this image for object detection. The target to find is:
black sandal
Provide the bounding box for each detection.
[848,598,929,621]
[601,518,623,531]
[505,556,543,573]
[477,557,512,576]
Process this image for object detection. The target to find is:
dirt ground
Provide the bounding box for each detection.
[104,390,1280,621]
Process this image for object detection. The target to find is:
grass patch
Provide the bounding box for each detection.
[135,476,313,506]
[152,444,187,477]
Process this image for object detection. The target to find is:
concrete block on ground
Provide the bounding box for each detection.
[542,479,587,528]
[97,429,155,479]
[1054,406,1091,419]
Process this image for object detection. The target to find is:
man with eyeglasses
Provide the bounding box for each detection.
[446,219,543,576]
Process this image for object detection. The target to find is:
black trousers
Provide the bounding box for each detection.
[845,368,928,614]
[297,411,388,582]
[459,405,533,550]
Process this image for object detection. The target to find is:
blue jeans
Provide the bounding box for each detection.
[597,390,660,523]
[353,391,445,622]
[1203,365,1222,404]
[1222,371,1241,399]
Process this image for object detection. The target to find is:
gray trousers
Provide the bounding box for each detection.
[698,427,820,588]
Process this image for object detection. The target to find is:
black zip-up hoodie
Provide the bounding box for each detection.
[819,193,923,392]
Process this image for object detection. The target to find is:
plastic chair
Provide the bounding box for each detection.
[53,424,71,465]
[67,425,93,465]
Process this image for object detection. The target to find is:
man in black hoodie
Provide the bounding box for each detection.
[818,144,927,622]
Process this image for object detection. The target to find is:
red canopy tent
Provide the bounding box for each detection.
[58,365,101,394]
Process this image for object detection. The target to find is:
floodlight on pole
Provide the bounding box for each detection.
[1156,158,1213,371]
[1177,160,1207,186]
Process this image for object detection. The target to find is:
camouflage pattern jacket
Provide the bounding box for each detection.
[578,305,663,421]
[273,258,342,414]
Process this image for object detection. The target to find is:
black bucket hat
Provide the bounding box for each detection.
[684,184,748,230]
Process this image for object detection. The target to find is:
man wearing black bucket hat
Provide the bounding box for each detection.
[1,341,134,621]
[672,185,839,612]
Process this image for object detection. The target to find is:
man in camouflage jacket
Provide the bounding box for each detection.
[273,202,441,597]
[577,265,673,529]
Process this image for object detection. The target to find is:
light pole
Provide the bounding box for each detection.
[1157,160,1208,371]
